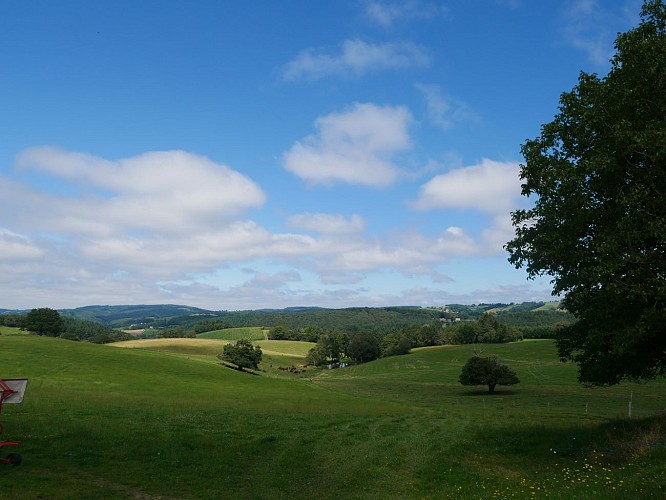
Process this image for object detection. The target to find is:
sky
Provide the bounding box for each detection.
[0,0,642,311]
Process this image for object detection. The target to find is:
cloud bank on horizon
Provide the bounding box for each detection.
[0,0,638,310]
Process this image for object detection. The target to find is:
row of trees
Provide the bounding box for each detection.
[10,308,130,343]
[445,314,521,344]
[305,331,383,366]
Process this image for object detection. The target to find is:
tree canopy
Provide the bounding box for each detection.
[459,355,520,393]
[23,308,65,337]
[347,331,380,364]
[219,340,263,371]
[447,313,521,344]
[506,0,666,385]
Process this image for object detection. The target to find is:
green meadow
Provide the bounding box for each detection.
[197,327,268,341]
[0,332,664,499]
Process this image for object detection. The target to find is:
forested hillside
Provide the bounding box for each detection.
[43,302,573,339]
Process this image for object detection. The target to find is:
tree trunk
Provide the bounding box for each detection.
[488,383,496,393]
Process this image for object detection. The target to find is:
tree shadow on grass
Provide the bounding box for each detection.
[471,411,666,465]
[219,362,261,375]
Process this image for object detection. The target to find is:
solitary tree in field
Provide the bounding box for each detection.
[506,0,666,385]
[23,308,64,337]
[219,340,262,371]
[459,355,519,393]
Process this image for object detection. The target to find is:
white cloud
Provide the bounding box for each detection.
[412,159,521,214]
[482,214,517,253]
[283,103,412,187]
[363,1,447,28]
[286,213,365,234]
[434,226,480,256]
[282,39,430,81]
[416,83,478,131]
[0,147,526,309]
[16,148,266,235]
[0,228,44,260]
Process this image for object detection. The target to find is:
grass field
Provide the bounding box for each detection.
[197,327,268,341]
[0,333,664,499]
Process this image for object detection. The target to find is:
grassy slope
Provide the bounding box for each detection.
[0,335,664,499]
[197,327,268,341]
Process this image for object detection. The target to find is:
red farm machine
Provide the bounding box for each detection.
[0,379,28,466]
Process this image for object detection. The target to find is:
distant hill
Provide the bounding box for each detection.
[57,304,444,333]
[0,308,28,315]
[8,301,570,337]
[60,304,219,328]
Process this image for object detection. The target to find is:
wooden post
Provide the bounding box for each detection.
[628,392,633,418]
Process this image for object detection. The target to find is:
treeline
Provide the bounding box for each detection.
[1,308,131,344]
[61,317,133,343]
[3,303,575,349]
[62,305,447,333]
[293,311,575,366]
[203,307,445,336]
[495,310,575,339]
[59,303,568,334]
[444,314,521,344]
[302,321,453,366]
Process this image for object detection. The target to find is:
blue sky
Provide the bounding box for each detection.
[0,0,641,310]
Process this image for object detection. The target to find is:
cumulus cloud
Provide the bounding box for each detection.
[411,159,521,214]
[286,213,365,234]
[16,148,266,235]
[363,1,447,28]
[282,39,430,81]
[0,146,528,309]
[283,103,412,187]
[0,148,278,288]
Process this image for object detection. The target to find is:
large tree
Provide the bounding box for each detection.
[459,355,519,393]
[506,1,666,385]
[219,340,262,372]
[23,308,65,337]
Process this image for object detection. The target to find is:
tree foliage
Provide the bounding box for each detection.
[347,331,380,364]
[61,316,130,343]
[305,332,350,366]
[219,340,262,371]
[459,355,520,393]
[447,314,521,344]
[506,0,666,385]
[380,331,411,357]
[23,308,65,337]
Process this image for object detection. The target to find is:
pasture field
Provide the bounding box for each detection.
[0,334,664,499]
[113,338,316,377]
[0,326,24,335]
[197,327,268,341]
